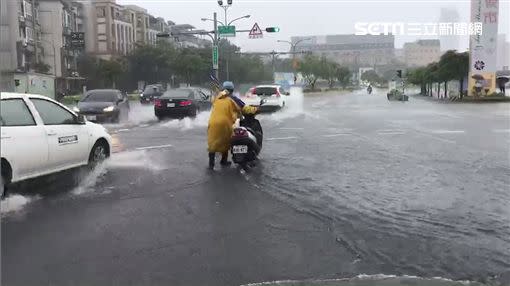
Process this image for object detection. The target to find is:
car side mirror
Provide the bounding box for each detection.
[76,114,86,124]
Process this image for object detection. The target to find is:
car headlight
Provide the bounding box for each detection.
[140,93,144,97]
[73,106,80,112]
[103,106,115,112]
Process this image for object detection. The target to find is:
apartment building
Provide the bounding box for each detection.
[403,39,442,67]
[292,34,396,68]
[83,0,173,59]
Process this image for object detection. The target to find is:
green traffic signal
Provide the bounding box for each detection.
[265,27,280,33]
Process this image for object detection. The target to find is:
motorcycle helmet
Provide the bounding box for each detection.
[222,81,235,93]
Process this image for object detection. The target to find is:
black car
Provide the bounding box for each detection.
[154,88,210,120]
[74,89,130,123]
[140,84,165,104]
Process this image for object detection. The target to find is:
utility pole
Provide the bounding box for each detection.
[213,12,219,80]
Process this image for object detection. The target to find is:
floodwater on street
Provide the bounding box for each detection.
[2,89,510,286]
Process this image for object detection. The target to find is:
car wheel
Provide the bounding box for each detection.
[1,160,12,198]
[190,107,197,118]
[88,140,109,167]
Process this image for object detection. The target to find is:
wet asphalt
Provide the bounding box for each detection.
[2,90,510,286]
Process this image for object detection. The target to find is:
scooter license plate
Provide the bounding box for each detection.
[233,145,248,154]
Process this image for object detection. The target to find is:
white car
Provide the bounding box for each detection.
[1,92,112,196]
[244,85,289,112]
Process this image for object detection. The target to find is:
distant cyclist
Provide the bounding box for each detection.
[367,84,373,95]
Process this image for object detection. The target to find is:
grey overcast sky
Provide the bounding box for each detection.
[118,0,509,52]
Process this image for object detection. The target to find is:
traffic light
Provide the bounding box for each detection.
[265,27,280,33]
[396,70,402,78]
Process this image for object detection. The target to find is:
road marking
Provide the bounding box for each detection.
[117,128,130,132]
[136,144,173,150]
[266,136,297,141]
[139,124,150,128]
[279,127,304,130]
[430,130,465,134]
[322,133,351,137]
[492,129,510,133]
[419,133,456,144]
[377,131,406,135]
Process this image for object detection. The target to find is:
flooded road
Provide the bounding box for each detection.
[2,90,510,286]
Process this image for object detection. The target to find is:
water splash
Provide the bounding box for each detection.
[72,150,165,195]
[161,111,210,130]
[259,87,309,122]
[1,194,37,215]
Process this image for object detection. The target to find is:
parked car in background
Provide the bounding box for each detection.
[1,92,112,197]
[154,88,211,120]
[140,84,165,104]
[73,89,130,123]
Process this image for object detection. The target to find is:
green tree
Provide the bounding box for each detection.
[407,67,428,95]
[336,66,351,89]
[320,57,340,88]
[174,49,208,86]
[297,55,322,89]
[99,59,125,88]
[126,42,177,86]
[361,70,383,85]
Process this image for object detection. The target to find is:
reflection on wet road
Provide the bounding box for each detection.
[2,89,510,286]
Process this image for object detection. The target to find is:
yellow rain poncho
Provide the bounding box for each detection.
[207,91,257,153]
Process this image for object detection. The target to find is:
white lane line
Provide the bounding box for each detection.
[139,124,150,128]
[322,133,351,137]
[266,136,298,141]
[117,128,130,132]
[492,129,510,133]
[377,132,406,135]
[419,133,456,144]
[136,144,173,150]
[279,127,304,130]
[430,130,465,134]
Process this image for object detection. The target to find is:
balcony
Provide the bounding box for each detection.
[63,26,72,36]
[18,14,26,26]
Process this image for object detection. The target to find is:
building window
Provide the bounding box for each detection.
[24,1,32,17]
[111,23,115,36]
[96,7,105,17]
[110,7,114,18]
[25,27,33,41]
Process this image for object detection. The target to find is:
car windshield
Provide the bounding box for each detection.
[254,87,278,96]
[162,89,192,98]
[82,91,117,102]
[143,85,161,94]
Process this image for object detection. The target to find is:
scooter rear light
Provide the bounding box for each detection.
[234,128,248,137]
[154,99,162,107]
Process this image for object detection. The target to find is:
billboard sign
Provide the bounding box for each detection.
[468,0,499,95]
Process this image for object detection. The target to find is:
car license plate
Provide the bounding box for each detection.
[233,145,248,154]
[86,115,96,120]
[167,103,175,107]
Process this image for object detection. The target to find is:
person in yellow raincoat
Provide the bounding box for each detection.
[208,81,257,169]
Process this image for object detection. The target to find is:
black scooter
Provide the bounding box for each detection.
[230,100,265,169]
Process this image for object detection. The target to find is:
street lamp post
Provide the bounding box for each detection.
[202,14,250,80]
[278,38,311,60]
[217,0,233,27]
